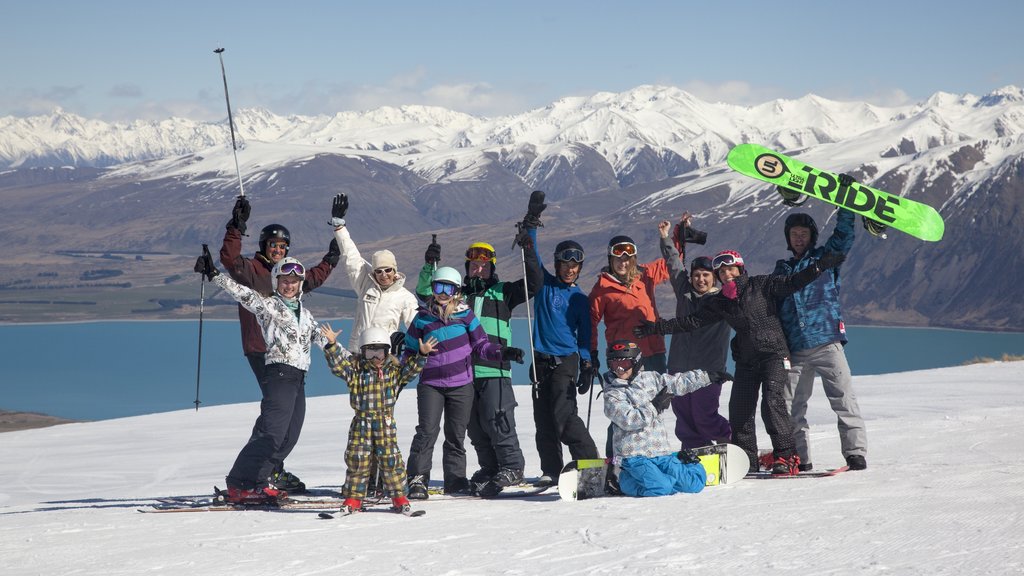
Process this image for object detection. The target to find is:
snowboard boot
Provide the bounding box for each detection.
[225,485,287,505]
[270,470,306,494]
[443,476,473,496]
[533,474,557,488]
[478,468,524,498]
[337,497,363,516]
[846,455,867,470]
[407,475,428,500]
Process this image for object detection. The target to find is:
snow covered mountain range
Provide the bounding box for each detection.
[1,85,1022,329]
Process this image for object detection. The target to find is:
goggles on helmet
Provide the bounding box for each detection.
[554,248,585,263]
[712,252,744,270]
[278,262,305,277]
[362,346,388,361]
[432,281,458,296]
[609,242,637,258]
[465,246,496,262]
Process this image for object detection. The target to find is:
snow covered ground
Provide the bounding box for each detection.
[2,362,1023,575]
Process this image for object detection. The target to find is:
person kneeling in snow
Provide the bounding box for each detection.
[320,325,438,516]
[602,340,729,497]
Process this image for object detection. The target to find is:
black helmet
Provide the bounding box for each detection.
[784,213,818,253]
[554,240,585,264]
[606,339,642,380]
[259,224,291,255]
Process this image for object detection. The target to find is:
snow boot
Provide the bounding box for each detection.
[270,470,306,494]
[846,455,867,470]
[407,475,428,500]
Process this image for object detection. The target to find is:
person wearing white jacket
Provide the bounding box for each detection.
[330,194,418,352]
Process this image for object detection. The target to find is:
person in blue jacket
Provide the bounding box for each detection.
[774,206,867,472]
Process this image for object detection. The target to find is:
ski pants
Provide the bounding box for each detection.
[618,454,706,497]
[467,377,526,474]
[343,411,406,500]
[784,342,867,465]
[531,352,599,478]
[729,354,795,471]
[406,382,474,488]
[245,353,299,474]
[227,363,306,489]
[672,381,732,449]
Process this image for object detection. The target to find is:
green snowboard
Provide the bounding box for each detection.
[726,143,944,241]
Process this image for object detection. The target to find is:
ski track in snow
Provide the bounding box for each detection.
[2,362,1023,575]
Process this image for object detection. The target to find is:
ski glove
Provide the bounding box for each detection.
[838,173,855,188]
[577,360,595,395]
[323,238,340,267]
[633,318,674,338]
[501,346,525,364]
[815,252,846,273]
[523,190,547,228]
[227,196,251,234]
[677,448,701,465]
[194,245,219,281]
[705,370,733,385]
[389,331,406,356]
[425,237,441,264]
[332,193,348,220]
[590,351,600,373]
[651,387,672,413]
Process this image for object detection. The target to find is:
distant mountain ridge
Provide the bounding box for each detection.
[0,85,1022,330]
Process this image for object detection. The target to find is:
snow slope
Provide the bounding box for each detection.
[2,362,1023,575]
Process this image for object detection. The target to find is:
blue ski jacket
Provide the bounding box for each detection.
[773,208,855,353]
[528,227,592,362]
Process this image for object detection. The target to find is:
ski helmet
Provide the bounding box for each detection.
[608,235,638,258]
[784,213,818,253]
[271,256,305,293]
[554,240,585,263]
[430,266,463,297]
[690,256,715,277]
[259,224,291,255]
[359,326,392,351]
[606,339,642,380]
[712,250,744,272]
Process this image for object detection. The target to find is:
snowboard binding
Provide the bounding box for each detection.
[862,215,888,239]
[776,185,809,207]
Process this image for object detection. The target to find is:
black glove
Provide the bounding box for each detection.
[677,448,700,465]
[682,225,707,246]
[332,193,349,220]
[577,361,594,395]
[322,238,340,267]
[815,252,846,273]
[227,196,251,234]
[501,346,525,364]
[425,235,441,264]
[651,387,672,413]
[522,190,546,229]
[390,331,406,356]
[838,173,855,188]
[634,318,674,338]
[705,370,733,384]
[193,244,219,281]
[590,351,600,374]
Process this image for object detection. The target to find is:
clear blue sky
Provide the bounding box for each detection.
[2,0,1020,121]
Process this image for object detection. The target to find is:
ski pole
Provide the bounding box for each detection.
[214,47,245,198]
[514,222,538,385]
[194,244,209,411]
[586,374,595,429]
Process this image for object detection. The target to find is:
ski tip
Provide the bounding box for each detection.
[317,512,334,520]
[409,509,426,517]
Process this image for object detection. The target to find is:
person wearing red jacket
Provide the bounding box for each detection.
[219,195,339,492]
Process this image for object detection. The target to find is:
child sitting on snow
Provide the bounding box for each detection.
[601,339,730,497]
[320,324,438,516]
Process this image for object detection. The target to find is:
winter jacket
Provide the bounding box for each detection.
[334,225,418,352]
[660,236,731,374]
[603,369,712,459]
[324,345,426,415]
[214,274,328,371]
[774,209,855,353]
[665,267,822,363]
[220,226,333,355]
[526,227,592,362]
[590,258,670,357]
[415,242,543,378]
[401,301,504,388]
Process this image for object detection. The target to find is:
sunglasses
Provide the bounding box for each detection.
[267,241,289,250]
[278,262,305,276]
[373,267,395,275]
[554,248,585,263]
[609,242,637,258]
[432,281,458,296]
[465,247,495,262]
[712,253,744,270]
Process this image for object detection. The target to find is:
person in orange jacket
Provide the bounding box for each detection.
[589,235,671,375]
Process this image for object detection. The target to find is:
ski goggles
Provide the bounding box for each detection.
[431,281,459,296]
[711,252,744,270]
[609,242,637,258]
[362,346,388,360]
[278,262,305,277]
[554,248,585,263]
[465,246,496,262]
[609,358,636,374]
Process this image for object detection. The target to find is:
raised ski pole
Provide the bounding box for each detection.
[514,222,539,386]
[214,47,245,198]
[194,244,209,410]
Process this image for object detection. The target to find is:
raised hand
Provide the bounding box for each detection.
[193,244,219,281]
[228,196,251,233]
[425,235,441,264]
[332,193,349,220]
[419,336,439,355]
[658,220,672,238]
[319,323,343,346]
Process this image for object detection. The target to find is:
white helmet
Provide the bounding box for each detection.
[359,327,392,350]
[431,266,463,287]
[272,257,305,294]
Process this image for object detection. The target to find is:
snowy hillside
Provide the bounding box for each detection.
[2,362,1022,575]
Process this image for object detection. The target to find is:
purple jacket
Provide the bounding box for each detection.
[402,302,503,388]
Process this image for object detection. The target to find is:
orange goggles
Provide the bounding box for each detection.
[465,247,495,262]
[609,242,637,258]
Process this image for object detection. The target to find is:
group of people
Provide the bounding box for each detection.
[193,184,868,513]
